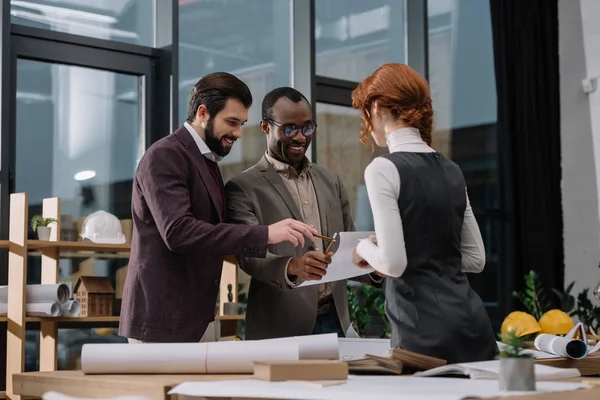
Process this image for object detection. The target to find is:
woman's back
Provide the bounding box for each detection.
[381,151,496,363]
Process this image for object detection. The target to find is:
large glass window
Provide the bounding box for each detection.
[315,0,406,82]
[16,58,142,370]
[315,103,387,231]
[10,0,154,46]
[427,0,501,327]
[178,0,293,310]
[178,0,292,184]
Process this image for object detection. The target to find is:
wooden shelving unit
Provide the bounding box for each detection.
[0,315,245,324]
[1,193,245,400]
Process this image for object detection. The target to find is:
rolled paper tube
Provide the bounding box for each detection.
[534,333,588,359]
[26,302,61,317]
[25,283,70,304]
[60,300,81,317]
[0,302,61,317]
[0,284,70,305]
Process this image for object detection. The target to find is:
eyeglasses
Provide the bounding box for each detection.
[264,117,317,138]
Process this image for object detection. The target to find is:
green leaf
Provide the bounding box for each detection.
[565,281,575,295]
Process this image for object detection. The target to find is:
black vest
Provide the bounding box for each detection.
[382,152,496,364]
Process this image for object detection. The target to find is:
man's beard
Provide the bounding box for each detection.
[204,118,233,157]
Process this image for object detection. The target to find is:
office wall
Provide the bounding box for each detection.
[559,0,600,296]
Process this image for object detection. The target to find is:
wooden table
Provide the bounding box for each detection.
[11,371,600,400]
[12,371,248,400]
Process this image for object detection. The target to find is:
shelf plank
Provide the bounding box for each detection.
[26,316,121,323]
[0,316,120,323]
[0,390,5,399]
[0,240,8,248]
[28,240,130,253]
[217,314,246,321]
[28,250,130,259]
[0,315,246,323]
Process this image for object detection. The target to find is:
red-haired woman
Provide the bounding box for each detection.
[351,63,496,363]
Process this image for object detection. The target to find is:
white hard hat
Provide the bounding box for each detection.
[80,210,126,244]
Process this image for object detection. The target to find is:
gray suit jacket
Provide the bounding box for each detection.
[224,155,379,340]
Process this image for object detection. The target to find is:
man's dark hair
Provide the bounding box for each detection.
[186,72,252,123]
[261,87,311,121]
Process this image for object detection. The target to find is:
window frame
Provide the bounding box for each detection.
[0,3,173,389]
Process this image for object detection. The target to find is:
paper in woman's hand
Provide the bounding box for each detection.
[297,231,375,287]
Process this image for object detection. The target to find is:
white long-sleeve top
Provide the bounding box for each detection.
[355,127,486,278]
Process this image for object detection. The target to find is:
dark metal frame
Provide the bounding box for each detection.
[0,0,10,390]
[0,4,174,389]
[312,0,429,108]
[311,0,508,326]
[2,27,166,231]
[311,0,429,155]
[0,0,11,257]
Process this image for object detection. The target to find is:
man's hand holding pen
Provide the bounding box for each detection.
[287,233,336,282]
[288,250,334,281]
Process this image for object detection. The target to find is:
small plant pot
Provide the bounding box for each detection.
[499,357,536,391]
[37,226,51,241]
[223,302,239,315]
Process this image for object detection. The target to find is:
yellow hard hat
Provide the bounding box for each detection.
[94,328,114,336]
[501,311,541,337]
[538,309,574,335]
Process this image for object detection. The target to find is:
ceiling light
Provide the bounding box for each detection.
[74,170,96,181]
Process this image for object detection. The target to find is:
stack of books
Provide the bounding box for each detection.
[348,348,447,375]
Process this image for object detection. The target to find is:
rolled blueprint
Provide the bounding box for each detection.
[0,284,70,304]
[534,333,588,359]
[60,300,80,317]
[26,302,61,317]
[0,301,61,317]
[262,333,339,360]
[26,283,70,304]
[81,340,300,374]
[59,281,74,300]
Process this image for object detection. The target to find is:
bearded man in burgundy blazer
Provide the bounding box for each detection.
[119,72,317,343]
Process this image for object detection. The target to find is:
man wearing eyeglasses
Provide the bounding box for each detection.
[224,87,383,340]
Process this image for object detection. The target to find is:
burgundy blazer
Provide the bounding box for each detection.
[119,126,269,342]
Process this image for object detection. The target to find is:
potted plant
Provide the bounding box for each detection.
[498,330,536,391]
[31,215,58,241]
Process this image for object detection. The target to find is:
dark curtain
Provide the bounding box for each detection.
[489,0,563,312]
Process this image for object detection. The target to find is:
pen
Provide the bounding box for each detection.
[313,233,334,241]
[323,232,338,253]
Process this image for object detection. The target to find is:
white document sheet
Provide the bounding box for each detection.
[496,341,559,359]
[169,375,591,400]
[80,341,300,374]
[297,231,375,287]
[345,324,360,338]
[338,337,391,361]
[413,360,581,381]
[262,333,339,360]
[43,391,151,400]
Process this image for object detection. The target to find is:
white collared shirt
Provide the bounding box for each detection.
[183,121,222,163]
[355,127,486,278]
